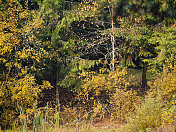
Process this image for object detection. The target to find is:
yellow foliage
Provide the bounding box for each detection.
[121,66,176,131]
[0,72,52,112]
[75,67,130,119]
[152,68,176,126]
[151,67,176,101]
[121,93,164,132]
[0,109,19,129]
[161,102,176,126]
[0,0,51,129]
[111,88,138,122]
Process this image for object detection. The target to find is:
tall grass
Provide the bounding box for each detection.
[33,104,40,132]
[16,100,66,132]
[18,106,26,132]
[56,99,60,131]
[16,105,106,132]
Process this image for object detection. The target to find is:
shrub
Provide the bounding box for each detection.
[75,67,129,119]
[121,67,176,131]
[151,68,176,102]
[122,93,164,132]
[0,75,52,129]
[111,88,139,122]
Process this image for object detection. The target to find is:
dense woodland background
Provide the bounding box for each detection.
[0,0,176,131]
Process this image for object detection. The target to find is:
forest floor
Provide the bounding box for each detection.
[91,118,124,130]
[59,118,125,132]
[60,119,176,132]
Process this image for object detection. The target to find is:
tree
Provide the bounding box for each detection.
[0,0,51,128]
[101,0,176,89]
[149,25,176,73]
[38,0,107,105]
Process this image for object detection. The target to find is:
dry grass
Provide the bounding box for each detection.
[60,118,124,132]
[154,124,176,132]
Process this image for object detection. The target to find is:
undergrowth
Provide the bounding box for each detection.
[1,67,175,132]
[119,67,176,132]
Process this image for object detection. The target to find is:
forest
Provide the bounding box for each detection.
[0,0,176,131]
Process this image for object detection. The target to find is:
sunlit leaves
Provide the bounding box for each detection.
[0,0,51,128]
[75,67,129,117]
[111,88,138,121]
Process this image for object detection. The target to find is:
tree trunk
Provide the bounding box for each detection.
[56,56,59,106]
[142,62,147,89]
[111,0,115,72]
[163,63,166,76]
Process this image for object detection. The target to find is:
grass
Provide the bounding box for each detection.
[1,118,124,132]
[2,123,176,132]
[126,68,155,82]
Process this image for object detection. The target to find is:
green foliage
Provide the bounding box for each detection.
[58,59,99,90]
[38,0,101,92]
[113,18,157,68]
[19,107,26,132]
[1,0,176,131]
[148,25,176,70]
[113,0,176,24]
[122,93,164,132]
[121,65,176,131]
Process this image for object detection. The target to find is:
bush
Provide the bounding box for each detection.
[75,67,129,119]
[121,93,163,132]
[151,68,176,102]
[111,88,139,122]
[0,75,52,129]
[120,68,176,131]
